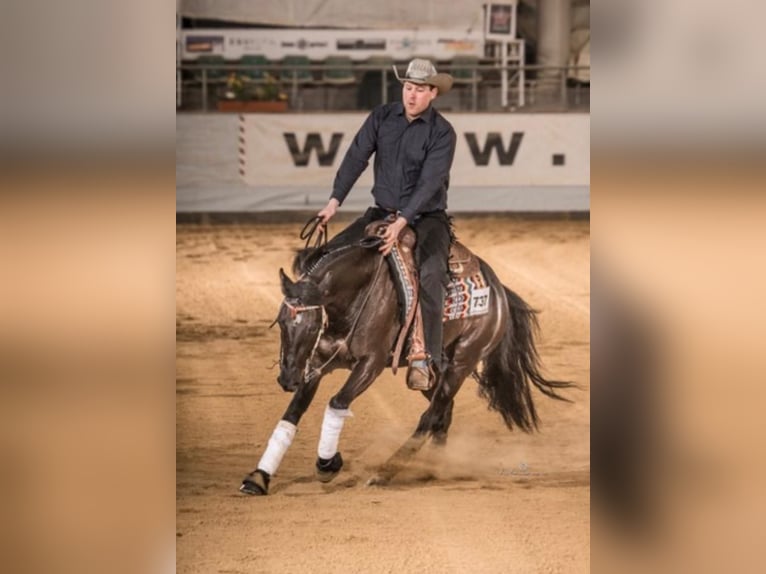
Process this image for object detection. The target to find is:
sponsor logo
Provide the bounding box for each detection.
[337,39,386,51]
[185,35,224,53]
[281,40,329,49]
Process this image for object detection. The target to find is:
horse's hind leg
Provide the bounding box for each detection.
[415,362,472,439]
[419,387,453,446]
[366,433,429,486]
[430,398,455,446]
[367,365,469,485]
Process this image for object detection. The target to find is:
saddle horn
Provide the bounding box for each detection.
[359,235,384,249]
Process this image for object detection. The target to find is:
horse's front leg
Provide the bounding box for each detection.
[314,355,386,483]
[240,375,322,496]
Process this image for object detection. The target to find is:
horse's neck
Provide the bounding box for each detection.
[299,243,354,278]
[312,249,382,327]
[304,245,373,286]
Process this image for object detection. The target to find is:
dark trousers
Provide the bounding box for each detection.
[327,207,452,371]
[413,213,451,371]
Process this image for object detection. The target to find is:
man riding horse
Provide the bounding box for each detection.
[239,60,573,496]
[317,58,456,391]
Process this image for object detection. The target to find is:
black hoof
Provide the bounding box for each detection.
[240,469,270,496]
[432,433,448,447]
[315,452,343,483]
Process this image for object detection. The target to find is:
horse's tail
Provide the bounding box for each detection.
[477,283,574,433]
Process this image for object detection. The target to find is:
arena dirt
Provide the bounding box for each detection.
[176,216,590,573]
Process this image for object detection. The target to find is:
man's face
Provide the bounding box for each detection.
[402,81,437,119]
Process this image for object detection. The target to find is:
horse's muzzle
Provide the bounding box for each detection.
[277,373,299,393]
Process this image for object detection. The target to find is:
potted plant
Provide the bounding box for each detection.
[217,72,289,112]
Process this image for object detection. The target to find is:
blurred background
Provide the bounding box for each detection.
[1,0,766,572]
[590,0,766,571]
[176,0,590,114]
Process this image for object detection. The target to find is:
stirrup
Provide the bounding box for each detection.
[406,361,434,391]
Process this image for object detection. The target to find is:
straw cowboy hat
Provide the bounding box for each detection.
[393,58,454,95]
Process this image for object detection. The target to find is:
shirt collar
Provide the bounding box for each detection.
[394,102,434,124]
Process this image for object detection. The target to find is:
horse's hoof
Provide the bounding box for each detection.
[315,452,343,483]
[431,433,448,447]
[240,469,270,496]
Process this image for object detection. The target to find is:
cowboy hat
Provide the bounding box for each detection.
[393,58,453,95]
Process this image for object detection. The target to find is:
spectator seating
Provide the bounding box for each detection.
[321,55,355,85]
[238,54,271,83]
[194,55,227,82]
[357,55,398,108]
[450,55,482,111]
[279,55,317,110]
[450,55,483,84]
[321,55,356,110]
[279,55,315,84]
[190,55,227,110]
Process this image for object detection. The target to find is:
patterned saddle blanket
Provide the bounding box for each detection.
[364,219,492,371]
[363,220,491,323]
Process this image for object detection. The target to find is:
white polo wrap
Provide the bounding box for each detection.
[317,405,353,460]
[257,420,297,475]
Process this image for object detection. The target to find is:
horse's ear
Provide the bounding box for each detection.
[279,268,295,297]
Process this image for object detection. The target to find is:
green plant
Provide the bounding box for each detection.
[224,72,287,102]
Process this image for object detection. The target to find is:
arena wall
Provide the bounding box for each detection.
[176,113,589,213]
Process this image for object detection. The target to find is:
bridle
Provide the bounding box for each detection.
[275,255,386,384]
[275,300,328,382]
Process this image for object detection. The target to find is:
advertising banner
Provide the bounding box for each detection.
[181,28,484,61]
[240,113,589,188]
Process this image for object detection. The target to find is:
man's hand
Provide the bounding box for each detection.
[317,198,340,225]
[379,216,408,256]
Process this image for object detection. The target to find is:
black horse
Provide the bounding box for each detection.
[241,221,573,495]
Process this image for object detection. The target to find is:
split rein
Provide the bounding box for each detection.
[300,216,328,250]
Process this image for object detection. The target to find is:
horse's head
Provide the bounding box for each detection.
[274,268,326,392]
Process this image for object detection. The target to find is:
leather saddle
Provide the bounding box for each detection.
[364,220,480,279]
[364,219,483,373]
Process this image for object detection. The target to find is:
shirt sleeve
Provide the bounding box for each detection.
[399,123,457,223]
[330,108,379,205]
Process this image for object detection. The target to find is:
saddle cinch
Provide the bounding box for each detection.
[364,220,491,374]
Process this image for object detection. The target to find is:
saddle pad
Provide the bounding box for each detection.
[448,241,481,278]
[443,273,491,321]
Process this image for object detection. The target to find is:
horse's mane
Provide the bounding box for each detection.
[292,242,360,279]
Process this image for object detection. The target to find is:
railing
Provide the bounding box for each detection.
[176,61,590,113]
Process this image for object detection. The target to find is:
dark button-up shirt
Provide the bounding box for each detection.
[331,102,457,224]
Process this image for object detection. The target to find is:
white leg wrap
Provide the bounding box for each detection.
[257,420,297,476]
[317,405,353,460]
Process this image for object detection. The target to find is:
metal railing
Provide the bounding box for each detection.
[176,61,590,113]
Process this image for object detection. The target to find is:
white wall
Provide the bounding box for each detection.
[176,112,589,212]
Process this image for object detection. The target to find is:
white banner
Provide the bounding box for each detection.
[182,28,484,62]
[241,113,589,188]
